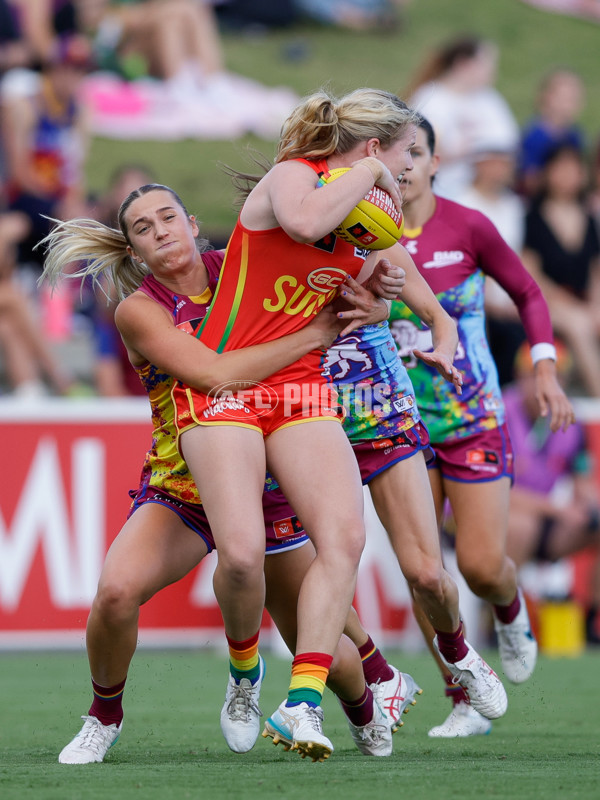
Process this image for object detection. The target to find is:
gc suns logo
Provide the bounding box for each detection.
[306,267,348,293]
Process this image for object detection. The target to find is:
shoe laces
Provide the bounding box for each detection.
[357,719,387,745]
[300,704,324,733]
[453,657,496,692]
[77,716,115,753]
[226,682,262,722]
[370,681,386,706]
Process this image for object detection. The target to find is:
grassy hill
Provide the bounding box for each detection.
[86,0,600,239]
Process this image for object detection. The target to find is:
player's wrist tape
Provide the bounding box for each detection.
[357,158,383,183]
[531,342,557,365]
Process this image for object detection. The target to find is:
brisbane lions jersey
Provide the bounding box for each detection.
[389,196,553,442]
[132,251,222,503]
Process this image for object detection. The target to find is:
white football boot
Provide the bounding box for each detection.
[369,666,422,733]
[263,701,333,762]
[433,638,508,720]
[58,715,122,764]
[220,656,265,753]
[493,590,538,683]
[428,701,492,738]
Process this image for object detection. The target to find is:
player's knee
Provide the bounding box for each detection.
[460,561,501,597]
[337,519,366,563]
[93,579,142,623]
[326,533,364,570]
[216,546,264,588]
[408,564,446,601]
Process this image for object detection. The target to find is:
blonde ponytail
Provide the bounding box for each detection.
[37,217,148,300]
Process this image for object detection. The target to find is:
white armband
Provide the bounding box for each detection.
[381,298,391,319]
[530,342,557,365]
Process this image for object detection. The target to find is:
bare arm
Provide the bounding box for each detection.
[1,94,44,195]
[115,290,352,391]
[243,158,402,244]
[11,0,57,63]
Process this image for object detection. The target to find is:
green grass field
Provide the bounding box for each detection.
[85,0,600,239]
[1,648,598,800]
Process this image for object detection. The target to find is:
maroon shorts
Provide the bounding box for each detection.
[128,485,309,554]
[428,422,514,483]
[352,420,433,485]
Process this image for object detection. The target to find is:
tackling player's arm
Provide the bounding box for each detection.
[114,285,378,390]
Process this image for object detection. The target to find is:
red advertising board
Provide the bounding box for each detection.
[3,398,597,651]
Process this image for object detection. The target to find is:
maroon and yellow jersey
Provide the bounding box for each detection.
[197,158,368,384]
[132,252,222,504]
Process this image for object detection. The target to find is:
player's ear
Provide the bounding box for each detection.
[366,138,381,157]
[127,244,143,264]
[189,215,199,236]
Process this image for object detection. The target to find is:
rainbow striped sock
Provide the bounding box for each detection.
[227,631,261,684]
[286,652,333,708]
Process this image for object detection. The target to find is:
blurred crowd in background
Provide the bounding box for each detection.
[0,0,599,643]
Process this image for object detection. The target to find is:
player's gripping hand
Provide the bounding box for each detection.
[364,258,406,300]
[414,348,464,395]
[534,359,576,432]
[352,157,404,212]
[333,276,391,336]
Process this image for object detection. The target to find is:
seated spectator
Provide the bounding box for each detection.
[293,0,403,30]
[74,0,225,94]
[404,34,519,201]
[0,207,72,396]
[521,144,600,398]
[456,138,527,385]
[589,133,600,227]
[0,32,92,269]
[7,1,80,69]
[0,0,31,78]
[518,68,586,198]
[503,342,600,645]
[73,0,299,139]
[216,0,298,30]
